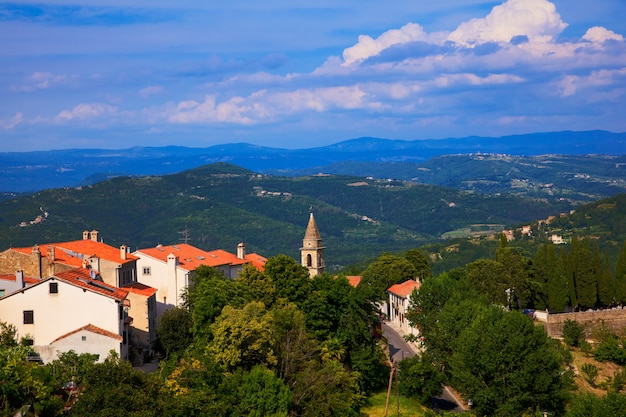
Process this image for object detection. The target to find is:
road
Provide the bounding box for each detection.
[382,321,466,413]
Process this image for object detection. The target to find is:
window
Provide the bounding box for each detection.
[0,289,5,297]
[49,282,58,294]
[81,336,87,342]
[143,267,151,275]
[23,338,34,346]
[23,310,34,324]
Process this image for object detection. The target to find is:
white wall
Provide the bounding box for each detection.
[0,278,125,362]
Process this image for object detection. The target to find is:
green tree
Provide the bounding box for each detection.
[404,248,431,281]
[449,308,570,417]
[237,263,277,307]
[156,307,194,358]
[465,259,508,306]
[562,319,586,347]
[566,392,626,417]
[398,354,445,405]
[573,238,598,309]
[534,244,568,312]
[360,253,417,302]
[264,254,311,306]
[226,366,291,417]
[209,301,277,371]
[71,352,171,417]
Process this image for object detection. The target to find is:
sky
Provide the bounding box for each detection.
[1,0,625,151]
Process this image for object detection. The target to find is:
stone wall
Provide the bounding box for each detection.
[0,248,42,278]
[543,308,626,339]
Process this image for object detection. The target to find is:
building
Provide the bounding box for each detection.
[133,243,266,316]
[300,213,325,277]
[0,271,40,297]
[0,230,139,288]
[0,268,130,363]
[123,282,158,360]
[387,279,421,339]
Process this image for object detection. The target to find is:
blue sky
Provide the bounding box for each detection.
[1,0,625,151]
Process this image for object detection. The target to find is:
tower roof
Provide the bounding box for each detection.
[304,212,321,240]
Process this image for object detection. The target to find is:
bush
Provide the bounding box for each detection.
[594,337,626,365]
[562,319,585,347]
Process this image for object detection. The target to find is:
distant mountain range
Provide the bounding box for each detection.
[2,130,625,194]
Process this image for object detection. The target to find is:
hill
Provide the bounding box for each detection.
[0,163,575,270]
[1,130,624,193]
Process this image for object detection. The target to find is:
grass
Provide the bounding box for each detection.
[359,390,427,417]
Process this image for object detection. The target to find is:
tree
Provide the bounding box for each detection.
[562,319,586,347]
[404,248,431,281]
[449,308,570,417]
[398,354,445,405]
[156,307,194,358]
[465,259,508,306]
[360,254,417,302]
[71,352,171,417]
[264,254,311,306]
[209,301,277,371]
[225,366,291,417]
[237,263,277,308]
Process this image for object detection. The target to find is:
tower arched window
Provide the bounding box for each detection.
[307,254,312,267]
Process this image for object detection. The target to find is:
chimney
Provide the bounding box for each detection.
[16,270,25,288]
[237,242,246,259]
[46,246,55,261]
[83,230,90,240]
[90,230,99,242]
[31,244,40,255]
[120,245,127,260]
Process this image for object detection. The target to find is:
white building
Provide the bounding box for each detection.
[133,243,265,316]
[387,279,421,339]
[0,268,130,363]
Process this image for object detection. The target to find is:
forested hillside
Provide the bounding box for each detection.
[0,163,573,269]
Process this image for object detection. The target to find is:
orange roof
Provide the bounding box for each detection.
[135,243,249,271]
[245,253,267,271]
[0,273,40,285]
[53,268,129,301]
[346,276,361,288]
[123,282,157,297]
[12,239,137,267]
[387,279,420,298]
[51,323,122,344]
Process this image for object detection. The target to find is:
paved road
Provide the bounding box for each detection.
[382,322,466,413]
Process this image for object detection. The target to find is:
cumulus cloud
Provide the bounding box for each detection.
[342,23,430,66]
[582,26,624,43]
[447,0,567,46]
[56,103,118,121]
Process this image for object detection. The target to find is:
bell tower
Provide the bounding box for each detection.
[300,212,325,277]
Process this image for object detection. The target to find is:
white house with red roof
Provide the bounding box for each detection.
[0,267,130,363]
[133,242,266,316]
[387,279,421,339]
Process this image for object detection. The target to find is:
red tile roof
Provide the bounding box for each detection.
[135,243,250,271]
[12,239,137,267]
[0,273,40,285]
[123,282,157,297]
[346,276,362,288]
[50,323,122,344]
[387,279,420,298]
[53,268,129,301]
[245,253,267,271]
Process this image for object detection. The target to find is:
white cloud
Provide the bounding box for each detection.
[55,103,118,121]
[342,23,430,66]
[1,112,24,129]
[447,0,567,46]
[582,26,624,43]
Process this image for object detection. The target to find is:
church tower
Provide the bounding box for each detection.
[301,212,325,277]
